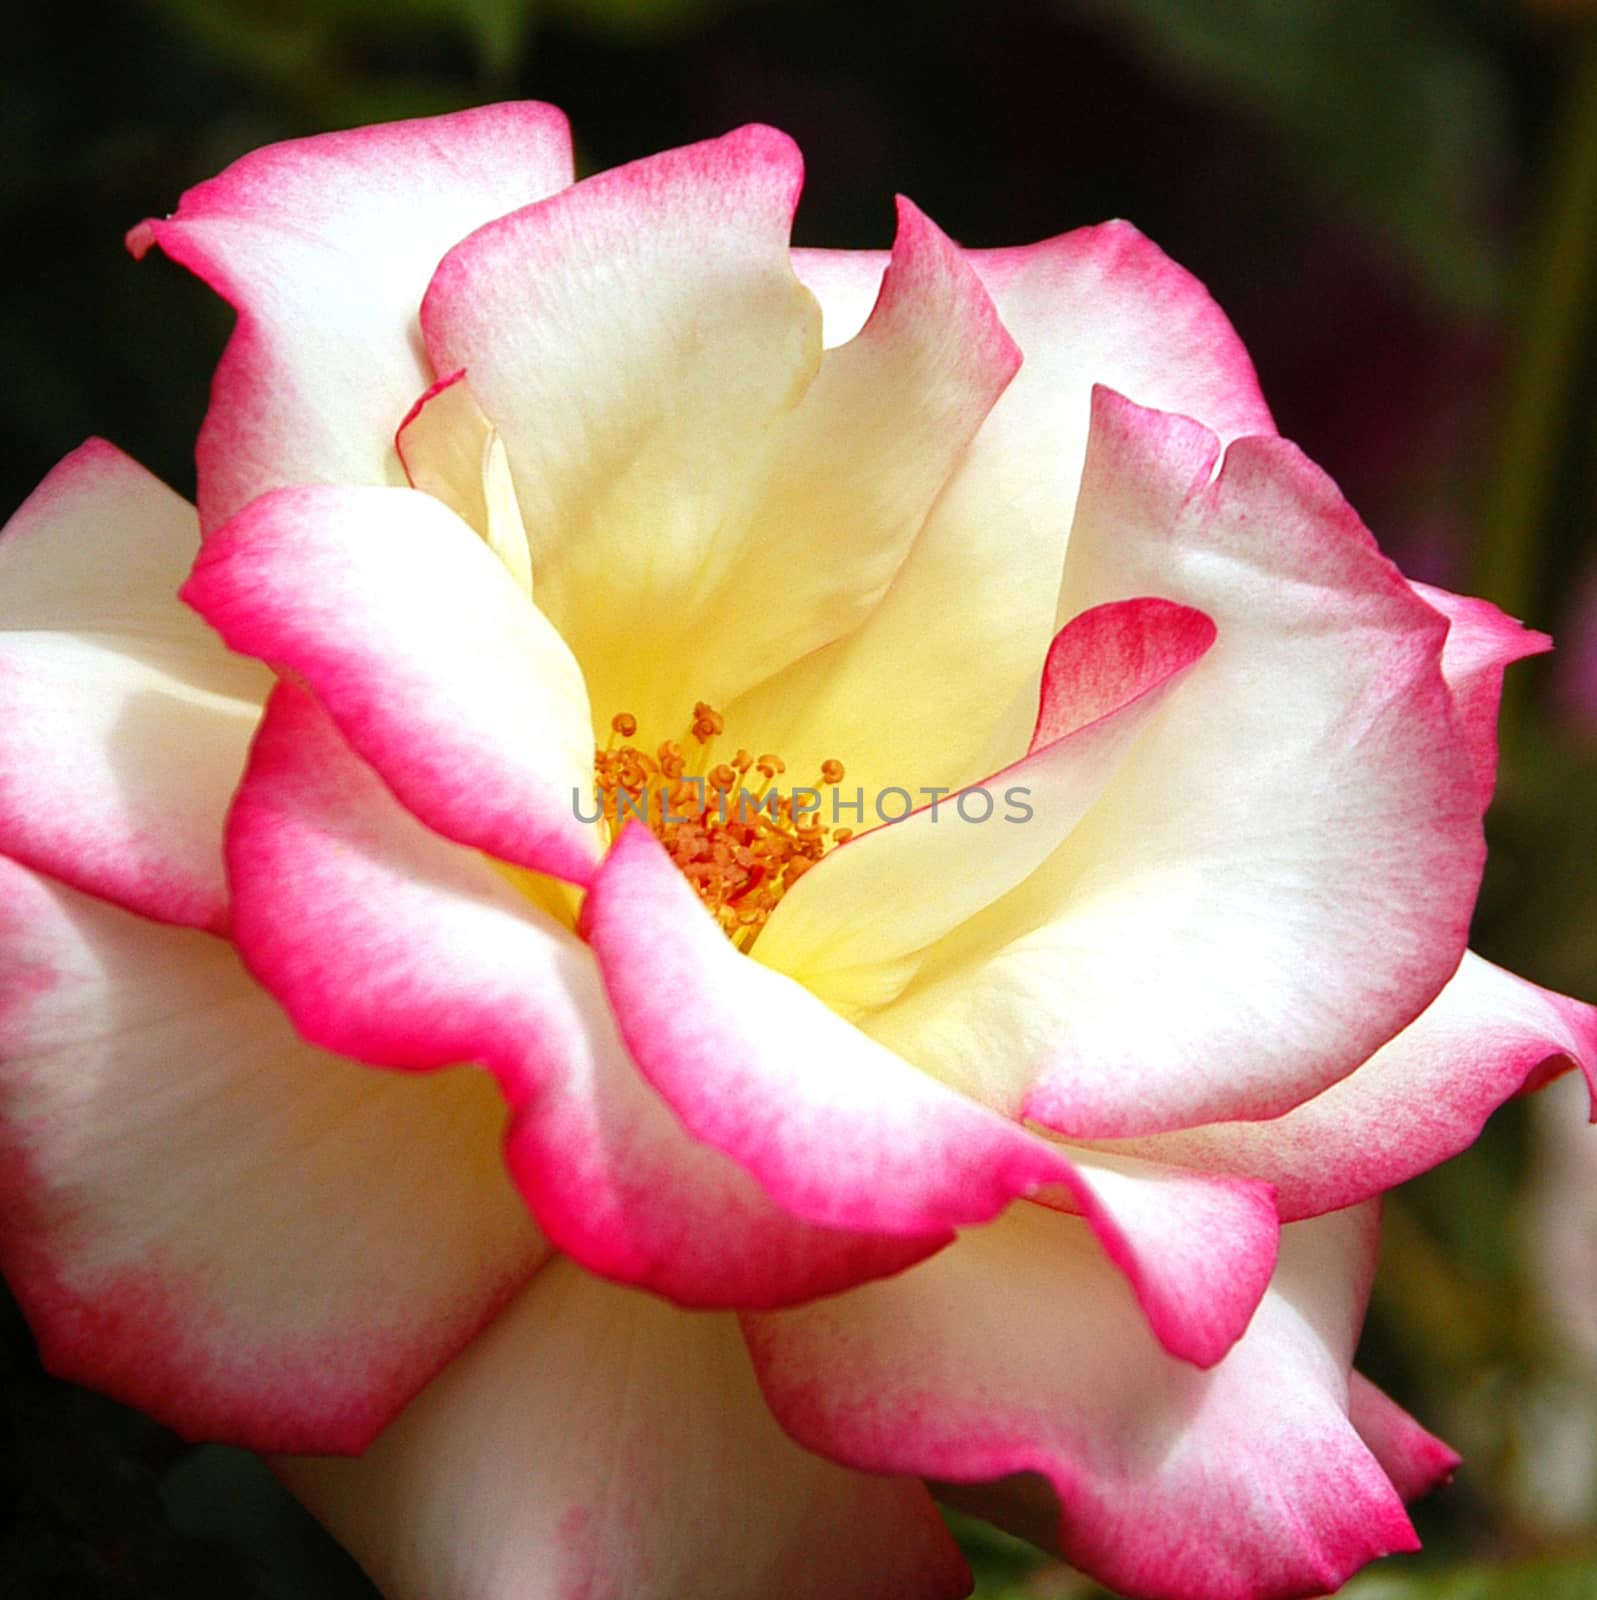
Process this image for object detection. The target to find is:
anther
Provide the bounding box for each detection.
[591,703,851,947]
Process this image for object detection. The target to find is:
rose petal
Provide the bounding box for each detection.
[754,597,1215,1016]
[421,124,812,730]
[0,855,543,1454]
[687,195,1019,705]
[423,133,1018,729]
[872,389,1482,1138]
[185,483,600,885]
[581,823,1072,1237]
[0,440,268,929]
[790,246,889,346]
[396,370,533,595]
[745,1201,1418,1600]
[1348,1372,1460,1503]
[1413,580,1551,808]
[1089,950,1597,1219]
[737,220,1276,804]
[582,824,1278,1365]
[130,102,573,532]
[279,1261,970,1600]
[1035,1150,1281,1371]
[227,684,942,1310]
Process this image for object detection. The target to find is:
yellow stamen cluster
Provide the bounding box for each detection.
[594,703,852,949]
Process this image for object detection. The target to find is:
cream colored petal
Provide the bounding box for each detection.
[397,372,533,596]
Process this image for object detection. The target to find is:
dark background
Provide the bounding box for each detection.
[4,1,1597,1594]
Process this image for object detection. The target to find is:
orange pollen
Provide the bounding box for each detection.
[592,704,849,951]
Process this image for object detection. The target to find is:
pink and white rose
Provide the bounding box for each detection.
[2,103,1594,1600]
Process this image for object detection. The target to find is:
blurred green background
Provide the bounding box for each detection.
[4,0,1597,1595]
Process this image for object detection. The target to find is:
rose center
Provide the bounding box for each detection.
[594,703,851,950]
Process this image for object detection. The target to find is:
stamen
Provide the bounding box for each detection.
[592,703,850,948]
[690,701,725,743]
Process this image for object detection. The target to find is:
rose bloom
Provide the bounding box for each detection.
[2,102,1595,1600]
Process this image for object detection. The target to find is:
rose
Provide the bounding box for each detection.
[2,102,1593,1600]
